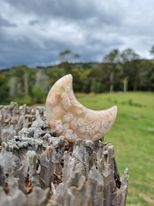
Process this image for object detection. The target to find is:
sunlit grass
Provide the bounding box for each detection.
[78,92,154,206]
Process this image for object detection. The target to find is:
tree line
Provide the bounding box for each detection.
[0,48,154,105]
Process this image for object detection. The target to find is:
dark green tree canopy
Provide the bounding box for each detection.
[120,48,140,63]
[150,45,154,58]
[0,47,154,105]
[103,49,120,64]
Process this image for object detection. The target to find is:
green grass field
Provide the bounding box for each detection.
[77,92,154,206]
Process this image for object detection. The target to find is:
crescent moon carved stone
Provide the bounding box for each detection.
[45,74,117,142]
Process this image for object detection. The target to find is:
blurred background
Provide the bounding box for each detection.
[0,0,154,205]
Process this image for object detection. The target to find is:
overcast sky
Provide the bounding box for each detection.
[0,0,154,68]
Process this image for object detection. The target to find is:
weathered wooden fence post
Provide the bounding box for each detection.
[0,102,128,206]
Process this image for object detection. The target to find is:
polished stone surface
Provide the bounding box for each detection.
[46,74,117,142]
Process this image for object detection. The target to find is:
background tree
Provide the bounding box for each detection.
[59,49,72,73]
[150,45,154,59]
[0,72,9,103]
[120,48,140,91]
[59,49,72,62]
[74,53,80,63]
[103,49,120,92]
[31,69,49,103]
[9,77,18,97]
[24,71,29,95]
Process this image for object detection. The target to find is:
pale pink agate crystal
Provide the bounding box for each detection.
[45,74,117,142]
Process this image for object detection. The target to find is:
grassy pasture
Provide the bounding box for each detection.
[78,92,154,206]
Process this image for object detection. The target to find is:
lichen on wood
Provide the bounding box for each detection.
[0,102,128,206]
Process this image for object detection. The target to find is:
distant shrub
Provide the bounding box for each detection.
[31,87,47,104]
[16,95,33,105]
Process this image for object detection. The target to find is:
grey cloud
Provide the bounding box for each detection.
[4,0,98,19]
[0,0,154,68]
[0,15,17,28]
[29,19,40,26]
[5,0,123,26]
